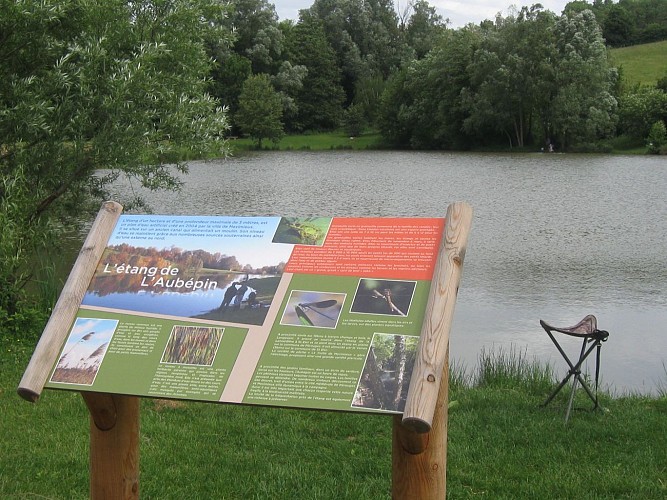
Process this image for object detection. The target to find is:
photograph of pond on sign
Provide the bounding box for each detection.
[280,290,345,329]
[50,317,118,386]
[350,279,417,317]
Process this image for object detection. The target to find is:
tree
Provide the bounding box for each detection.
[549,10,618,149]
[225,0,281,73]
[379,27,480,149]
[646,120,667,153]
[618,86,667,139]
[307,0,403,103]
[285,13,346,131]
[464,6,557,148]
[0,0,231,315]
[404,0,448,59]
[209,52,253,122]
[602,3,635,46]
[235,74,284,147]
[271,61,308,132]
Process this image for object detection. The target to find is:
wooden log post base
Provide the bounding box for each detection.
[392,351,449,499]
[83,393,140,500]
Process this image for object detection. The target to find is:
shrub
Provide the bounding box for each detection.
[647,120,667,154]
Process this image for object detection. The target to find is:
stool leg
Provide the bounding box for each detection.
[564,373,578,423]
[564,339,587,423]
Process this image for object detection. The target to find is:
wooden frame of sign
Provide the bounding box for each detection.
[18,201,472,499]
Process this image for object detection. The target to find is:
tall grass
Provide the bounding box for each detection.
[474,345,555,393]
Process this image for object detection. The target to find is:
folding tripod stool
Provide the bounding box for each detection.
[539,315,609,422]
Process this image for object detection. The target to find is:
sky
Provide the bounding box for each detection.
[273,1,572,29]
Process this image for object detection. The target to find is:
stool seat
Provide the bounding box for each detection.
[540,315,609,422]
[540,315,609,341]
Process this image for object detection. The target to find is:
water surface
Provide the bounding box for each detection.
[109,151,667,394]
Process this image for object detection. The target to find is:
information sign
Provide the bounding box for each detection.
[45,215,445,414]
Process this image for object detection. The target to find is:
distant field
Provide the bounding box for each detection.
[610,40,667,86]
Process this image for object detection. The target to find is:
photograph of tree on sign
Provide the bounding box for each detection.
[50,318,118,386]
[160,326,224,366]
[352,333,419,412]
[350,279,416,317]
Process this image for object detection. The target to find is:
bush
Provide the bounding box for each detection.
[647,120,667,154]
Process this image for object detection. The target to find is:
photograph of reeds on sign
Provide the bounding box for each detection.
[160,325,224,366]
[50,317,118,386]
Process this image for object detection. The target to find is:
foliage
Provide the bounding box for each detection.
[209,52,253,123]
[224,0,281,73]
[379,7,620,151]
[618,85,667,138]
[343,104,366,137]
[284,13,346,131]
[464,6,557,148]
[647,120,667,153]
[235,74,284,147]
[571,0,667,47]
[549,10,619,150]
[402,0,448,59]
[0,0,231,318]
[379,28,479,149]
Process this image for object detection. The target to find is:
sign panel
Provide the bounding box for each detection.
[45,215,444,414]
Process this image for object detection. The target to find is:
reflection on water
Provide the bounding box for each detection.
[107,151,667,394]
[83,288,226,318]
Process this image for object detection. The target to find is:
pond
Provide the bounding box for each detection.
[107,150,667,395]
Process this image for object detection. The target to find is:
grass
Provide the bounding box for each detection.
[230,130,384,153]
[2,339,666,499]
[610,40,667,87]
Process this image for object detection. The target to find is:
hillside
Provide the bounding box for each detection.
[610,40,667,86]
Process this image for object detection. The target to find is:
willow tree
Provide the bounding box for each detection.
[548,10,619,149]
[0,0,231,316]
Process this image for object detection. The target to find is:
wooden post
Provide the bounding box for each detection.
[393,202,472,499]
[18,201,123,402]
[82,393,140,499]
[402,202,472,433]
[392,350,449,499]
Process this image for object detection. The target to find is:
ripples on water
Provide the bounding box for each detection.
[108,151,667,394]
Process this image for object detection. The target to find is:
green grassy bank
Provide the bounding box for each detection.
[2,340,665,499]
[229,130,654,155]
[229,131,384,153]
[610,40,667,87]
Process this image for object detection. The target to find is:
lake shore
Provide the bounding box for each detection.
[227,130,651,155]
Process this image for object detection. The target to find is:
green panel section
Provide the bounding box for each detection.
[244,274,431,413]
[46,309,247,402]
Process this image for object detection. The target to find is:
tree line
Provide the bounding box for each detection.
[216,0,667,151]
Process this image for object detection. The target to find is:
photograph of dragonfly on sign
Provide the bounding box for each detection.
[44,214,454,415]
